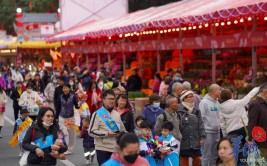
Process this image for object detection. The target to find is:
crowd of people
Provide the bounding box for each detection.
[0,63,266,166]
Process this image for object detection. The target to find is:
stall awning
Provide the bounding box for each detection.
[48,0,267,42]
[8,41,61,49]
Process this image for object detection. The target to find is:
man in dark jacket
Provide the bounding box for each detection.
[167,71,184,95]
[10,81,23,121]
[54,76,65,119]
[126,69,142,92]
[248,83,267,160]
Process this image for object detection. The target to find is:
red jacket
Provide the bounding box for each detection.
[86,88,102,114]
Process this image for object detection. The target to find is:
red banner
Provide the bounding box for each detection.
[61,31,267,53]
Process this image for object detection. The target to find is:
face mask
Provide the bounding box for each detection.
[153,102,160,108]
[175,76,181,81]
[53,80,57,84]
[27,89,33,93]
[42,121,53,127]
[70,81,74,86]
[98,82,104,88]
[124,154,138,164]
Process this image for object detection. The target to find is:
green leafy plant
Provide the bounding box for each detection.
[128,91,147,99]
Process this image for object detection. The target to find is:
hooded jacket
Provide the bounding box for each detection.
[220,87,259,136]
[199,94,220,133]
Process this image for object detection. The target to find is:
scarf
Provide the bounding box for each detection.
[182,101,194,114]
[91,89,98,107]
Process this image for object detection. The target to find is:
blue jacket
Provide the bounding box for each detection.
[142,104,164,136]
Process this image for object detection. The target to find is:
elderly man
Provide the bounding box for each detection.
[199,84,221,166]
[89,89,126,165]
[169,82,185,104]
[154,97,182,141]
[248,82,267,160]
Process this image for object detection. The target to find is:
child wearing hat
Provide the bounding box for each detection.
[12,109,33,157]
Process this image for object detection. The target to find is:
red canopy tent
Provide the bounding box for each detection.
[48,0,267,42]
[48,0,267,84]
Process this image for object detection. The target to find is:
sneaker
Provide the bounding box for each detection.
[86,159,91,165]
[0,134,2,138]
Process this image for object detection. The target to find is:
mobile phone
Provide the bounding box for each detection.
[114,131,120,134]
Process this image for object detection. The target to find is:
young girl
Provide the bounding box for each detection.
[158,121,180,166]
[139,120,159,166]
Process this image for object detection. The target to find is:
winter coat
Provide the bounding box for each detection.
[220,87,259,136]
[32,80,45,94]
[199,94,220,133]
[152,79,161,94]
[22,122,68,166]
[126,74,142,91]
[248,96,267,148]
[80,126,94,149]
[142,104,164,136]
[88,107,126,153]
[117,108,135,132]
[54,86,63,117]
[86,88,102,114]
[178,104,206,150]
[10,88,23,110]
[154,109,182,141]
[44,83,57,110]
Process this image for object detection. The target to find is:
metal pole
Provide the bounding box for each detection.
[212,49,216,83]
[157,33,160,72]
[252,17,257,85]
[97,53,100,71]
[252,47,257,85]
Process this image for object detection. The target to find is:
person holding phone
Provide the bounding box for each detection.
[89,89,126,165]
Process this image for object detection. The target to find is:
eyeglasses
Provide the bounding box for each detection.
[45,115,54,119]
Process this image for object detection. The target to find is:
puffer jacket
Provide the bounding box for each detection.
[22,122,68,166]
[178,104,206,150]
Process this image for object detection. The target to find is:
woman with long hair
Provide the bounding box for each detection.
[86,81,102,114]
[115,94,135,132]
[22,107,68,165]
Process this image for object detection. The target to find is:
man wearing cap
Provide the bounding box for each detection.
[56,83,80,154]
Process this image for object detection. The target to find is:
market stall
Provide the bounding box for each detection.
[47,0,267,87]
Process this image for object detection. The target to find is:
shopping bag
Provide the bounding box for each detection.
[19,128,35,166]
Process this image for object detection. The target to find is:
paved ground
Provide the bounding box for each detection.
[0,98,98,166]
